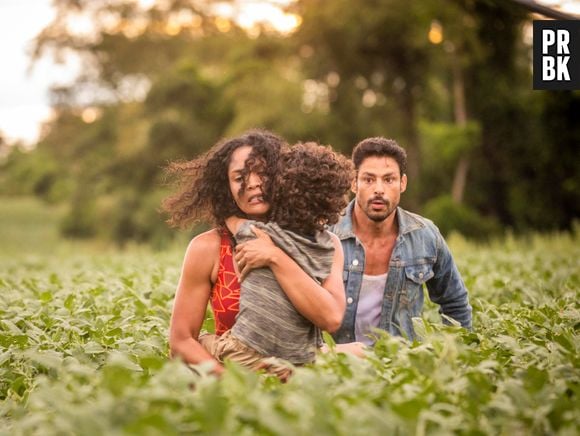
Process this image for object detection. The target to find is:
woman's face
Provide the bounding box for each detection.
[228,145,270,219]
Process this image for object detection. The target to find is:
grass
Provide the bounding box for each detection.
[0,197,65,255]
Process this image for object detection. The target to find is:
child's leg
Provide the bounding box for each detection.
[198,332,219,356]
[216,330,293,378]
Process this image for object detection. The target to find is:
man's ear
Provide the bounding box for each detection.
[400,174,407,193]
[351,177,357,195]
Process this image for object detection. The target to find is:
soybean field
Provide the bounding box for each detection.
[0,198,578,435]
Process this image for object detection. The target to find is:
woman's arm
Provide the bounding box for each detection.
[169,230,224,375]
[235,227,346,332]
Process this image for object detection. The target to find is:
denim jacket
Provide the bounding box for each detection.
[330,200,472,343]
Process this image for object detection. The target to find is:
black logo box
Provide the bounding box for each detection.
[533,20,580,90]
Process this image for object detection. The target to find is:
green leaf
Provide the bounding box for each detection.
[322,331,336,349]
[84,341,106,354]
[23,349,63,369]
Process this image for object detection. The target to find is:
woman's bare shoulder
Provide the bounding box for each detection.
[186,228,222,256]
[181,228,223,282]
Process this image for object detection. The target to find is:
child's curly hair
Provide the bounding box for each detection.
[162,129,287,229]
[270,142,354,236]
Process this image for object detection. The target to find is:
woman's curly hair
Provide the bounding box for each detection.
[162,129,287,229]
[270,142,354,236]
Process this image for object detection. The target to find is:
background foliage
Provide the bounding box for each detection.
[0,0,578,246]
[0,198,578,434]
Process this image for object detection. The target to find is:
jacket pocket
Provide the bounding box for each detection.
[401,262,435,306]
[405,263,434,285]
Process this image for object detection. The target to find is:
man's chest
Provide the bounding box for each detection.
[361,237,397,275]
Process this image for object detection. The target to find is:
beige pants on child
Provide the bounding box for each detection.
[199,330,294,379]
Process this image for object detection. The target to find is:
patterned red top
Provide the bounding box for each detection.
[210,229,241,336]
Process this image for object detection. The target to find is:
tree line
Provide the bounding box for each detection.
[1,0,578,246]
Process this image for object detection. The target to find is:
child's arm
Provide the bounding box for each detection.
[224,216,248,235]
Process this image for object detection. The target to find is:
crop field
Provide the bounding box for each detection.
[0,199,578,435]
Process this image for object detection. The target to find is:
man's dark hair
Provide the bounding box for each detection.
[271,142,354,236]
[162,129,286,229]
[352,137,407,176]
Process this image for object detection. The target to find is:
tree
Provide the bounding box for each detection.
[3,0,577,244]
[294,0,443,207]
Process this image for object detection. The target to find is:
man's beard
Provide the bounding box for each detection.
[359,196,397,222]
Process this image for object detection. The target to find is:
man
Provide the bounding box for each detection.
[330,137,472,344]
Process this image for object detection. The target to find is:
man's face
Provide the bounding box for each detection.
[353,156,407,222]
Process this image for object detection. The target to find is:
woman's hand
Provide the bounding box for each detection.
[235,225,281,281]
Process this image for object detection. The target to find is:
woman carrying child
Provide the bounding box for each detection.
[201,142,354,378]
[163,130,348,377]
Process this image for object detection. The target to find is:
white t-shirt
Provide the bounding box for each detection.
[354,272,387,345]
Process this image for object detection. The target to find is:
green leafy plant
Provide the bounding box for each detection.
[0,232,578,435]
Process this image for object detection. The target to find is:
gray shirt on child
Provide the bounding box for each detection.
[231,221,335,364]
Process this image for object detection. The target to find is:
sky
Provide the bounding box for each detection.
[0,0,297,146]
[0,0,80,145]
[0,0,577,146]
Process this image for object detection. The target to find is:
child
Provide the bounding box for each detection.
[199,142,353,378]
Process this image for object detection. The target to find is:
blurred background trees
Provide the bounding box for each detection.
[1,0,578,246]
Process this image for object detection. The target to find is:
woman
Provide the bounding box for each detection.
[201,142,353,378]
[162,129,346,375]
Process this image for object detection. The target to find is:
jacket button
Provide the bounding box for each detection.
[352,259,359,266]
[347,297,353,304]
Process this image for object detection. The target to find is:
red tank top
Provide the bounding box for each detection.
[210,229,241,336]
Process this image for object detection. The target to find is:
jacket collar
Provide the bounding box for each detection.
[332,199,424,240]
